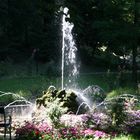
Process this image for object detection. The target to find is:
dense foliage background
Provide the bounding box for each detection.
[0,0,139,85]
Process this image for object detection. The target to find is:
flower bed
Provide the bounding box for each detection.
[14,109,140,140]
[14,92,140,140]
[15,121,111,140]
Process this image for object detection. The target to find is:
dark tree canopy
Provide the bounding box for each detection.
[0,0,61,62]
[64,0,140,83]
[0,0,139,83]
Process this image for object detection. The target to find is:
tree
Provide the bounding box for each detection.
[132,0,140,85]
[64,0,140,85]
[0,0,60,63]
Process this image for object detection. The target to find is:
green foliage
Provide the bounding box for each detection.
[46,98,68,128]
[17,90,32,99]
[0,0,139,84]
[64,0,139,84]
[107,88,137,98]
[43,60,60,77]
[109,98,127,129]
[105,93,140,132]
[0,73,138,100]
[0,58,14,76]
[0,0,60,63]
[112,134,136,140]
[36,87,79,113]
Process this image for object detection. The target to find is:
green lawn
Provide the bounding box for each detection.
[0,72,139,99]
[0,76,61,99]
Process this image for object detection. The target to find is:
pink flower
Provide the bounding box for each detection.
[83,128,95,136]
[94,130,106,138]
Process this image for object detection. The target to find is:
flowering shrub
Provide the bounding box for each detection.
[14,93,140,140]
[60,114,87,127]
[15,121,52,140]
[83,129,109,139]
[15,121,41,140]
[128,110,140,124]
[123,97,138,111]
[59,126,81,139]
[37,122,52,133]
[15,120,112,140]
[82,112,112,130]
[125,110,140,134]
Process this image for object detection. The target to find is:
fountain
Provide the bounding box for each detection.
[61,7,79,89]
[0,91,34,120]
[60,7,107,114]
[0,7,107,121]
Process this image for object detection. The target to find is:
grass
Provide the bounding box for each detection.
[0,72,139,99]
[0,76,62,99]
[106,87,138,98]
[111,134,140,140]
[107,134,140,140]
[0,60,139,94]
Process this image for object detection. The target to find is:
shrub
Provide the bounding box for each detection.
[107,88,136,98]
[105,94,139,132]
[59,126,82,139]
[15,121,41,140]
[82,112,112,131]
[15,120,53,139]
[125,110,140,135]
[60,114,87,127]
[46,98,68,128]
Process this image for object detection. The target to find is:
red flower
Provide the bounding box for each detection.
[35,131,39,136]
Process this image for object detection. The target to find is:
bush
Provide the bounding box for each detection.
[15,122,41,140]
[107,88,136,98]
[105,94,139,132]
[46,98,68,128]
[82,112,112,131]
[15,121,52,140]
[125,110,140,135]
